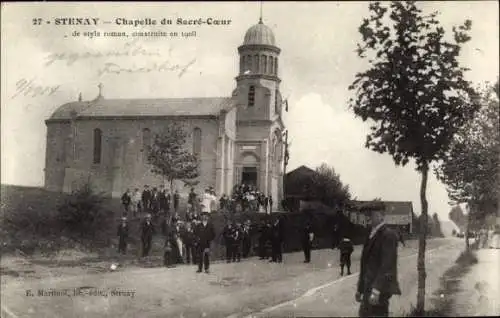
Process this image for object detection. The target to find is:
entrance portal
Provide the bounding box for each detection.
[241,167,258,187]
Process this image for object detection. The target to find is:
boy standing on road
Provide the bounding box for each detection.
[117,217,129,255]
[339,237,354,276]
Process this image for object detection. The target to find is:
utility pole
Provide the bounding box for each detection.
[282,130,289,210]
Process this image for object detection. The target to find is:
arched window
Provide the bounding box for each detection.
[248,86,255,107]
[274,57,278,75]
[142,128,151,160]
[247,55,252,71]
[269,57,274,75]
[193,127,202,156]
[275,89,279,114]
[93,128,102,164]
[263,56,268,75]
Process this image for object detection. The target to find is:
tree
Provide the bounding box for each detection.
[147,123,200,212]
[436,80,500,247]
[348,1,478,314]
[57,183,111,240]
[309,163,351,208]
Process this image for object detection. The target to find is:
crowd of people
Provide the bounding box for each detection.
[120,185,181,219]
[116,183,358,275]
[116,184,286,273]
[120,183,276,221]
[116,210,289,273]
[221,184,273,213]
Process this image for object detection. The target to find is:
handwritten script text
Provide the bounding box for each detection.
[97,58,197,78]
[11,78,60,100]
[44,38,161,67]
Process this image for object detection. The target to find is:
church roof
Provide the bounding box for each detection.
[243,20,276,46]
[48,97,234,121]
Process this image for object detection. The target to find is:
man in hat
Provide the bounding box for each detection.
[188,188,197,212]
[302,216,314,263]
[141,214,155,257]
[158,185,168,216]
[270,215,284,263]
[339,236,354,276]
[241,220,253,258]
[231,222,243,262]
[356,207,401,317]
[142,185,152,213]
[194,213,215,273]
[173,190,180,213]
[121,189,131,215]
[222,220,235,263]
[117,217,129,254]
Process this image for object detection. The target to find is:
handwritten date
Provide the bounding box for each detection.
[11,78,60,99]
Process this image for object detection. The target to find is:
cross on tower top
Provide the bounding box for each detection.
[259,1,263,24]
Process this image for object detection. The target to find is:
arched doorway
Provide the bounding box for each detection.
[241,153,259,188]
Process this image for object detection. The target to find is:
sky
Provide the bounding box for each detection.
[1,1,498,221]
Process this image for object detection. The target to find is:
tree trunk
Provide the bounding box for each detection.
[465,203,471,250]
[170,179,174,224]
[416,162,429,315]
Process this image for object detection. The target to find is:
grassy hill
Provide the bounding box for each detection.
[0,184,366,266]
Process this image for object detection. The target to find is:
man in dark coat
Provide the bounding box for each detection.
[194,213,216,273]
[302,217,314,263]
[141,214,155,257]
[270,216,284,263]
[150,187,159,216]
[142,185,152,213]
[158,186,167,215]
[258,219,270,259]
[222,221,234,263]
[173,190,180,212]
[339,237,354,275]
[117,217,129,254]
[188,188,197,211]
[356,207,401,317]
[121,189,131,215]
[241,220,252,258]
[231,222,243,262]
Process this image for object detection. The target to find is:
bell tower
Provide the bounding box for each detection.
[232,13,287,211]
[233,17,283,121]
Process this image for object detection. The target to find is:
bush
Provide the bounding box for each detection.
[57,183,113,241]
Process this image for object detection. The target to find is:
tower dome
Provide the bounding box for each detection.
[243,19,276,46]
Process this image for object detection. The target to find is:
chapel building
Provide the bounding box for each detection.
[44,18,287,209]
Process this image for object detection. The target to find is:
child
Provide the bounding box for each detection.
[339,237,354,276]
[163,240,174,267]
